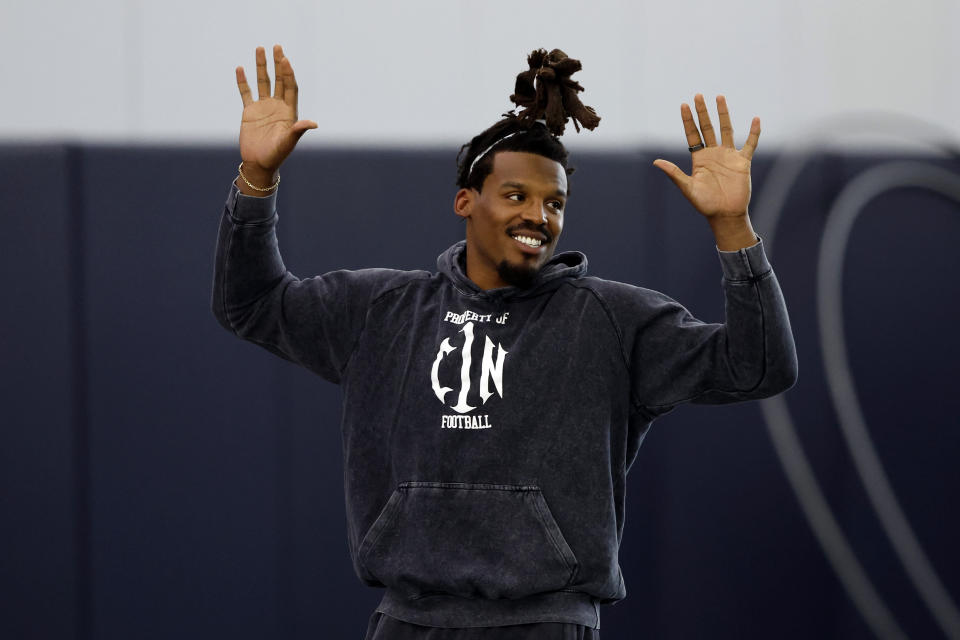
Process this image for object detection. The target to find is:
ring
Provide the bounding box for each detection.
[688,143,705,152]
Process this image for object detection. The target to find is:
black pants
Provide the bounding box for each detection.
[364,611,600,639]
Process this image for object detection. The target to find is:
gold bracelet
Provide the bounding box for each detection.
[237,162,280,192]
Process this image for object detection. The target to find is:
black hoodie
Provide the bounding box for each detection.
[212,184,798,629]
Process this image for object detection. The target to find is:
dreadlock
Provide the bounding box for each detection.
[455,48,601,192]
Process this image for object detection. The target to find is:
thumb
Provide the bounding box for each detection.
[293,119,318,131]
[653,159,690,194]
[291,119,318,141]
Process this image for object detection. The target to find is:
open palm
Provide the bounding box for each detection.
[654,94,760,220]
[236,45,317,172]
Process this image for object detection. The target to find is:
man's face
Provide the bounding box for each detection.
[454,151,568,290]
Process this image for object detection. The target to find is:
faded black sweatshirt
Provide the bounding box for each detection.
[212,184,798,630]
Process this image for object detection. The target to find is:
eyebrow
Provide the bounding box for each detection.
[500,181,567,198]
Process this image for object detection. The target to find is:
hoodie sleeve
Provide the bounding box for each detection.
[598,235,798,418]
[211,183,414,384]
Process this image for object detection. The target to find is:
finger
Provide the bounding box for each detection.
[680,103,703,149]
[291,120,319,143]
[653,159,691,193]
[694,94,717,147]
[236,67,253,107]
[292,119,319,133]
[717,95,735,148]
[742,117,761,160]
[273,44,285,100]
[282,56,299,110]
[255,46,270,100]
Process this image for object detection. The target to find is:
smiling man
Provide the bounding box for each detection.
[455,150,567,290]
[213,46,798,640]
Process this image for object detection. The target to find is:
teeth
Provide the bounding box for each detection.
[513,235,542,248]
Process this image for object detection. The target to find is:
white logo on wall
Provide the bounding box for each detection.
[431,311,510,429]
[753,138,960,640]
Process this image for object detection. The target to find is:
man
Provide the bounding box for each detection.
[213,45,798,639]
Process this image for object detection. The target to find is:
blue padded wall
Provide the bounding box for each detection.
[2,144,958,640]
[0,146,80,640]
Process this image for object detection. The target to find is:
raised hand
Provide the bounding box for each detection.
[236,45,318,182]
[653,94,760,221]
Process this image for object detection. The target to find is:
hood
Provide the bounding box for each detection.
[436,240,588,300]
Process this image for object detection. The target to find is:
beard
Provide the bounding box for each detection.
[496,259,539,289]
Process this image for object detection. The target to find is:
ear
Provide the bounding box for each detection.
[453,188,475,221]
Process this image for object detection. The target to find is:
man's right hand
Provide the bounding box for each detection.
[235,44,317,195]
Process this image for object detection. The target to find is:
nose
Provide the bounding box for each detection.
[519,199,549,224]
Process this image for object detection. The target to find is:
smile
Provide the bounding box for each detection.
[512,234,542,248]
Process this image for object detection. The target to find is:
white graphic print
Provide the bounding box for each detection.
[431,317,509,428]
[443,310,510,325]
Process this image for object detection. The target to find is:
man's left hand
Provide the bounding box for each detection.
[653,94,760,221]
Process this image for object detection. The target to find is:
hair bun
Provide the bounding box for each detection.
[510,48,601,136]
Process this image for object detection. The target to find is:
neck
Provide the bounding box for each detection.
[462,246,508,291]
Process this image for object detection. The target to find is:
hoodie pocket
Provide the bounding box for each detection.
[358,481,579,600]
